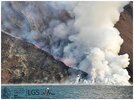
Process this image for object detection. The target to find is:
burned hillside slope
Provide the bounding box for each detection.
[1,32,87,84]
[2,32,69,84]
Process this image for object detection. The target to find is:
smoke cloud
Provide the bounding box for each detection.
[2,1,130,85]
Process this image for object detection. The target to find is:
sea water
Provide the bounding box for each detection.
[1,85,133,99]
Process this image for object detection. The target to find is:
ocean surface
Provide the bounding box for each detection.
[1,85,133,99]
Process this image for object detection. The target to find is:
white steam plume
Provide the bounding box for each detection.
[63,1,130,85]
[2,1,130,85]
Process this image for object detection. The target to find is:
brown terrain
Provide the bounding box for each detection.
[115,1,133,82]
[1,32,68,83]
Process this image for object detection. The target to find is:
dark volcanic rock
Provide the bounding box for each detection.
[2,32,69,83]
[1,32,87,84]
[115,2,133,82]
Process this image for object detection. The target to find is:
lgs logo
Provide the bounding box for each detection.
[27,88,55,96]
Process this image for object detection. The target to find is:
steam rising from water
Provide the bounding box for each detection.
[2,1,130,85]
